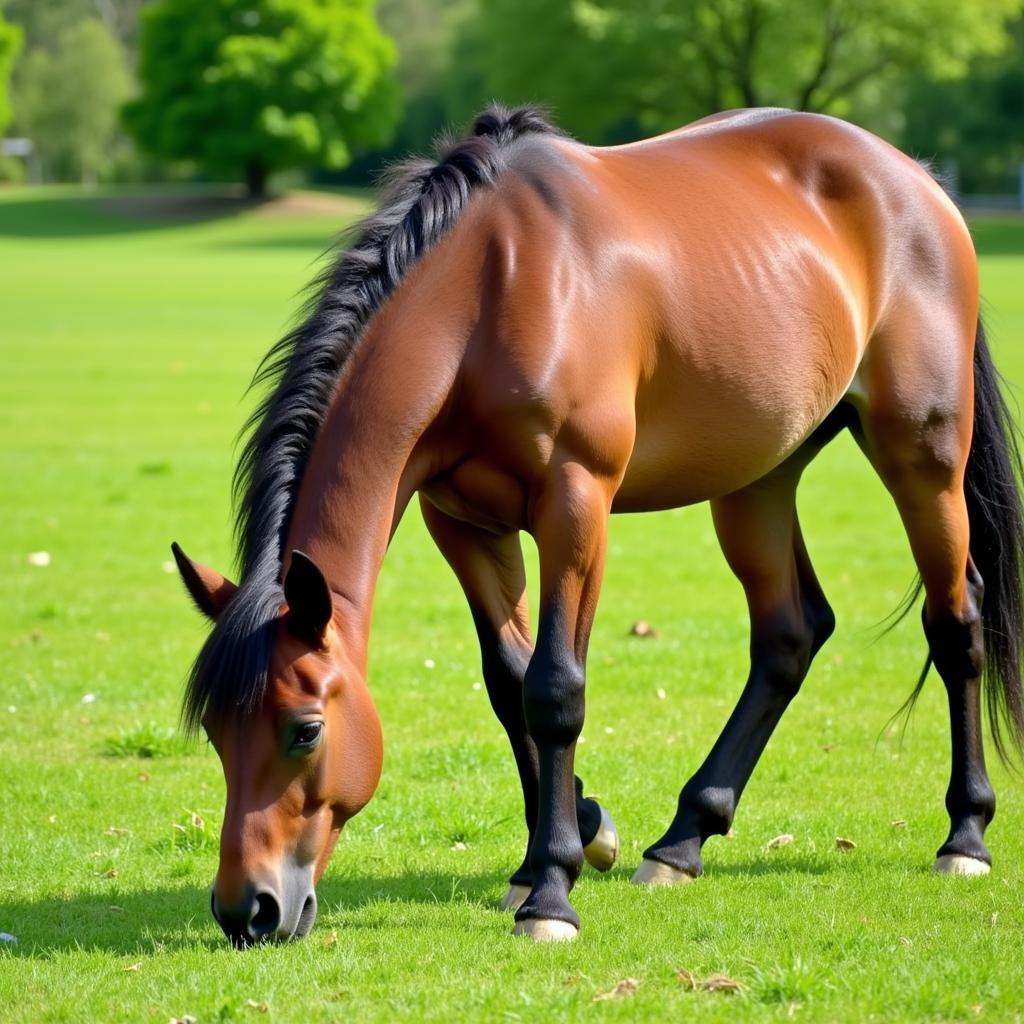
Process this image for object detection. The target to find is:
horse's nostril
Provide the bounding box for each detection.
[249,890,281,938]
[296,892,317,936]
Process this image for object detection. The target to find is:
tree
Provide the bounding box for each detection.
[0,7,21,135]
[2,0,144,59]
[123,0,400,197]
[902,18,1024,194]
[14,18,131,183]
[464,0,1024,142]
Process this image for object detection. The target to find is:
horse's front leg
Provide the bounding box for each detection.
[514,465,612,941]
[418,498,617,914]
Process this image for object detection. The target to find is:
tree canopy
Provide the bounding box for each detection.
[464,0,1024,141]
[123,0,399,195]
[14,18,131,183]
[0,7,21,135]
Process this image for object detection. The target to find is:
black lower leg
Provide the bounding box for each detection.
[514,623,586,927]
[473,610,601,887]
[927,577,995,864]
[644,604,832,876]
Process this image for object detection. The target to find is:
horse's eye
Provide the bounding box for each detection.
[291,721,323,751]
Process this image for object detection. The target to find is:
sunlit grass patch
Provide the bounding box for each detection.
[102,721,191,759]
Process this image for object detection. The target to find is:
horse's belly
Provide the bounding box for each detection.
[614,345,857,511]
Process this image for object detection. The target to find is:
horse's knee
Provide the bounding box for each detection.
[523,651,585,746]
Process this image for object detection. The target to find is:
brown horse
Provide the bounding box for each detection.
[174,105,1024,945]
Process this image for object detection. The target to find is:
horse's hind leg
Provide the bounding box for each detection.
[635,467,835,884]
[855,384,995,874]
[419,497,618,911]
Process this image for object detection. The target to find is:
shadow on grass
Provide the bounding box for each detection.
[0,190,269,238]
[2,855,842,956]
[1,870,508,956]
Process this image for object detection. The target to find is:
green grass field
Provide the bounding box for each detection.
[1,186,1023,1023]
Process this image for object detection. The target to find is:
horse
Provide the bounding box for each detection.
[173,104,1024,945]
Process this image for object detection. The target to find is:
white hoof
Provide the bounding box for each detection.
[513,917,579,942]
[934,854,991,877]
[583,805,619,873]
[499,883,531,911]
[631,857,696,887]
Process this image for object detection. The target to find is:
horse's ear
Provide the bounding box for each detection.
[171,542,237,621]
[284,550,334,645]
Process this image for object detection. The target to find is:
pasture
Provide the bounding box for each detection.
[1,187,1023,1022]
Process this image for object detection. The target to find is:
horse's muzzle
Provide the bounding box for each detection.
[211,880,317,947]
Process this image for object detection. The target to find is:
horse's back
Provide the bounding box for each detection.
[524,111,977,506]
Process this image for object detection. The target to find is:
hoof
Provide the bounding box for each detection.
[583,805,619,873]
[934,854,991,877]
[513,918,579,942]
[499,884,531,912]
[631,857,696,887]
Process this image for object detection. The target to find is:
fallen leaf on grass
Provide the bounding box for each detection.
[123,962,142,973]
[835,837,857,851]
[105,826,131,837]
[676,969,697,990]
[593,978,639,1001]
[323,931,338,948]
[97,868,119,878]
[137,773,150,783]
[678,969,743,994]
[891,819,907,829]
[899,936,913,946]
[245,999,269,1012]
[170,1016,197,1024]
[766,834,794,849]
[702,975,743,994]
[109,906,125,913]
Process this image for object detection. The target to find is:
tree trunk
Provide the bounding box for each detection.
[245,159,268,199]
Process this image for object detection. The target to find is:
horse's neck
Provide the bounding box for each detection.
[282,310,460,668]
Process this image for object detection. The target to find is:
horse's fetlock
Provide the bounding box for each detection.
[959,774,997,825]
[681,783,735,837]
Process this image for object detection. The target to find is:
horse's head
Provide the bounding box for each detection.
[172,544,382,947]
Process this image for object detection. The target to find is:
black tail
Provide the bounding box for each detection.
[965,316,1024,763]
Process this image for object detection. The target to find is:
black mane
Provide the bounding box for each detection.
[183,105,561,732]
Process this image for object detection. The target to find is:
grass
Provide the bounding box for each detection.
[1,187,1023,1022]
